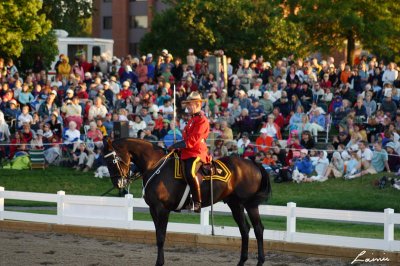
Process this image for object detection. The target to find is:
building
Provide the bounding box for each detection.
[92,0,168,58]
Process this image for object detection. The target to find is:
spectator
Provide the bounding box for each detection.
[72,142,95,172]
[385,142,400,173]
[86,121,104,149]
[63,121,80,152]
[88,97,108,121]
[17,105,33,129]
[255,127,273,153]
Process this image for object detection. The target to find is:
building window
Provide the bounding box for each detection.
[103,16,112,30]
[129,16,148,29]
[129,43,140,56]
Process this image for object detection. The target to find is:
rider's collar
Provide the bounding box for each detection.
[192,112,202,117]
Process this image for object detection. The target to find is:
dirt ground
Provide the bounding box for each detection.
[0,230,386,266]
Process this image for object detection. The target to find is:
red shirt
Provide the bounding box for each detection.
[120,88,133,100]
[182,112,210,163]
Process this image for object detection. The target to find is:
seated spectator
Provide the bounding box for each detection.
[354,97,367,123]
[88,97,108,121]
[0,111,11,159]
[162,121,182,147]
[17,105,33,129]
[72,142,95,172]
[220,120,233,141]
[306,151,329,182]
[380,95,397,120]
[237,132,251,155]
[324,151,344,179]
[347,141,389,179]
[4,99,21,120]
[21,123,33,143]
[262,114,282,140]
[363,91,376,117]
[385,142,400,173]
[63,121,81,152]
[294,149,314,175]
[300,130,315,149]
[18,83,34,107]
[30,129,44,150]
[309,108,326,141]
[38,90,57,119]
[259,91,274,115]
[62,96,83,129]
[48,111,63,139]
[255,127,274,153]
[86,121,104,149]
[211,136,228,159]
[9,131,28,159]
[129,115,146,138]
[289,105,304,132]
[235,108,254,135]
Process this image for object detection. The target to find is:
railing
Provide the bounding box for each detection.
[0,187,399,251]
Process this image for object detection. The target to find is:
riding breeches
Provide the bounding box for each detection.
[182,157,202,203]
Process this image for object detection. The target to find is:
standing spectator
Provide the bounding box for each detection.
[382,62,398,85]
[61,96,83,130]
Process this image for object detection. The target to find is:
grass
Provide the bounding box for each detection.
[1,167,398,212]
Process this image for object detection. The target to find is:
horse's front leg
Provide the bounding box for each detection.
[227,201,250,266]
[150,205,170,266]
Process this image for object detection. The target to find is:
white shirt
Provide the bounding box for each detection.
[382,69,398,84]
[18,113,33,127]
[358,148,373,161]
[264,123,277,138]
[269,90,281,103]
[247,89,262,99]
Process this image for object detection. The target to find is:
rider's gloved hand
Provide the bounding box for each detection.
[167,141,186,151]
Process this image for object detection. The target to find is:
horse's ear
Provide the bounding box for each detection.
[107,138,113,149]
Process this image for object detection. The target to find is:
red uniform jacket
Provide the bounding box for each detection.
[182,112,210,163]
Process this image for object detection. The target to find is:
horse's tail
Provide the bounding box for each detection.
[247,163,272,207]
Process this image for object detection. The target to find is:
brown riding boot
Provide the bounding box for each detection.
[189,176,202,213]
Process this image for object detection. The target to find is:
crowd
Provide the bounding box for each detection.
[0,49,399,182]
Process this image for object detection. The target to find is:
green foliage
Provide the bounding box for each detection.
[18,30,59,73]
[40,0,93,37]
[0,0,51,58]
[140,0,310,61]
[287,0,400,63]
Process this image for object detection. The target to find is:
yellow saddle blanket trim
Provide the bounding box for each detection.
[174,154,232,183]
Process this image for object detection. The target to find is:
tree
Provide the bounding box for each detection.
[140,0,309,62]
[40,0,92,37]
[18,31,59,73]
[286,0,400,64]
[0,0,51,58]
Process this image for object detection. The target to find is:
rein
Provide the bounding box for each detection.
[142,150,175,196]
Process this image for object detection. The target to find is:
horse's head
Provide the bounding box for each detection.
[103,138,131,188]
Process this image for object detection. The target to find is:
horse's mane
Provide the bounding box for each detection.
[113,138,165,154]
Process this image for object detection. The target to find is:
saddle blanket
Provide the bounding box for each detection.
[173,153,232,183]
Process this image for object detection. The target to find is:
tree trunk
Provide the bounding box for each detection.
[347,32,355,66]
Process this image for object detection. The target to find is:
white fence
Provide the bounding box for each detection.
[0,186,399,252]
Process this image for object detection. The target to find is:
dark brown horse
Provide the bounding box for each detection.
[104,138,271,266]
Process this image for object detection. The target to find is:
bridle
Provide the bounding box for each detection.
[104,148,175,194]
[104,150,139,189]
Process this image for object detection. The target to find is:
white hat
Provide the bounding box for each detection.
[147,53,153,58]
[51,90,57,95]
[188,48,194,53]
[66,89,73,94]
[84,72,91,78]
[300,149,308,154]
[36,129,43,136]
[265,62,271,67]
[9,99,17,105]
[123,81,130,87]
[386,142,396,149]
[103,81,110,86]
[162,49,168,54]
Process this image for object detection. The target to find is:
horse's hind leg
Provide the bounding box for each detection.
[245,205,265,266]
[227,201,250,266]
[150,205,170,266]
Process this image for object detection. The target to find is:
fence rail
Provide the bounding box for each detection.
[0,186,399,251]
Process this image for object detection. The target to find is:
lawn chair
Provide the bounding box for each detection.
[29,148,46,169]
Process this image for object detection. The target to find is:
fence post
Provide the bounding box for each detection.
[200,207,210,234]
[125,194,134,229]
[286,202,296,242]
[384,208,394,251]
[57,191,65,225]
[0,187,4,221]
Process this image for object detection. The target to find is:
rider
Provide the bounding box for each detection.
[168,92,210,212]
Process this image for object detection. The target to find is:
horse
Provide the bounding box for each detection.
[104,138,271,266]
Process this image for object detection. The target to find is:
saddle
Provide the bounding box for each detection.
[173,152,232,183]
